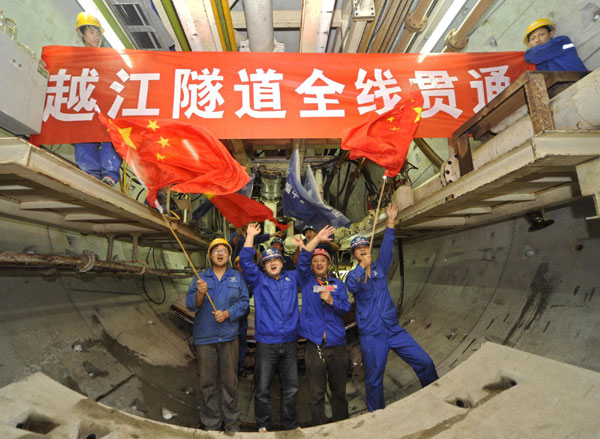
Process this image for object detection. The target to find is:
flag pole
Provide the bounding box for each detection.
[160,212,217,312]
[365,176,387,283]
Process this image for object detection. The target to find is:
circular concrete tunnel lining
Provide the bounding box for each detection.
[0,198,599,431]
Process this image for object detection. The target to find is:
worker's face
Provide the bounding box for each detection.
[304,229,316,241]
[272,242,283,253]
[353,245,370,262]
[234,261,242,272]
[210,245,230,267]
[264,257,283,278]
[79,26,102,47]
[311,255,330,277]
[528,27,554,48]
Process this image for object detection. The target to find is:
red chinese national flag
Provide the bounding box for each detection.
[340,92,424,177]
[97,114,250,206]
[207,193,289,230]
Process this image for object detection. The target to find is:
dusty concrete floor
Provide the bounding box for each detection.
[2,342,600,438]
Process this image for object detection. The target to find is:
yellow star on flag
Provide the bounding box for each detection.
[156,152,166,161]
[390,126,400,131]
[147,120,159,131]
[413,107,423,123]
[387,116,395,123]
[158,137,170,148]
[115,125,136,150]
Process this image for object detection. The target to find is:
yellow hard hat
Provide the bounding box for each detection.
[523,18,554,44]
[76,12,104,34]
[208,238,232,255]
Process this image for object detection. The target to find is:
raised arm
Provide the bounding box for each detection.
[244,222,260,247]
[379,203,398,275]
[305,225,335,253]
[239,223,263,287]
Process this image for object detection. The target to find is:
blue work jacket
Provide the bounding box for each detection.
[525,35,587,71]
[345,227,399,337]
[186,267,249,346]
[239,247,300,344]
[297,249,351,346]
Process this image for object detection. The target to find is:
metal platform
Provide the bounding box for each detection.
[0,138,208,250]
[398,131,600,233]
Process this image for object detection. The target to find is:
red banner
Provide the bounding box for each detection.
[31,46,532,144]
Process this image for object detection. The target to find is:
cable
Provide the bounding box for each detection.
[141,247,166,305]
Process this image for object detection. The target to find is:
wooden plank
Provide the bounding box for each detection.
[448,135,474,176]
[524,71,555,134]
[454,71,587,140]
[0,140,208,248]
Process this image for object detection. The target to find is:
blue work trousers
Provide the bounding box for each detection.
[254,341,298,430]
[360,325,438,412]
[74,142,122,182]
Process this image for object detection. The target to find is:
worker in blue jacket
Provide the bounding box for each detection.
[295,225,351,426]
[240,223,301,432]
[74,13,123,187]
[271,236,296,271]
[186,238,249,433]
[345,204,438,412]
[524,18,587,71]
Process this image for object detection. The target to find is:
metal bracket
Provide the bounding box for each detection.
[106,234,115,262]
[576,157,600,220]
[353,0,376,20]
[131,233,141,262]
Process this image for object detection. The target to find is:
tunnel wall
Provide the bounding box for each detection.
[383,197,600,402]
[1,197,599,417]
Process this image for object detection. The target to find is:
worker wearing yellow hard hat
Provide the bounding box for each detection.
[523,18,555,45]
[75,12,104,48]
[185,236,249,432]
[523,18,587,71]
[72,11,123,187]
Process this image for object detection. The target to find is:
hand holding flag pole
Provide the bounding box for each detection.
[339,92,423,284]
[160,211,217,313]
[365,176,387,283]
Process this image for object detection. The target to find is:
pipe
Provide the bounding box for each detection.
[242,0,274,52]
[413,138,443,169]
[0,252,194,278]
[442,0,494,52]
[394,0,435,53]
[160,0,192,51]
[210,0,237,51]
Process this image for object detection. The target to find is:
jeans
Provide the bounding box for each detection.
[74,142,122,182]
[360,325,438,412]
[195,339,240,432]
[305,340,349,426]
[254,341,298,430]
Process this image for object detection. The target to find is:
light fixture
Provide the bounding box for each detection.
[420,0,468,54]
[76,0,126,50]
